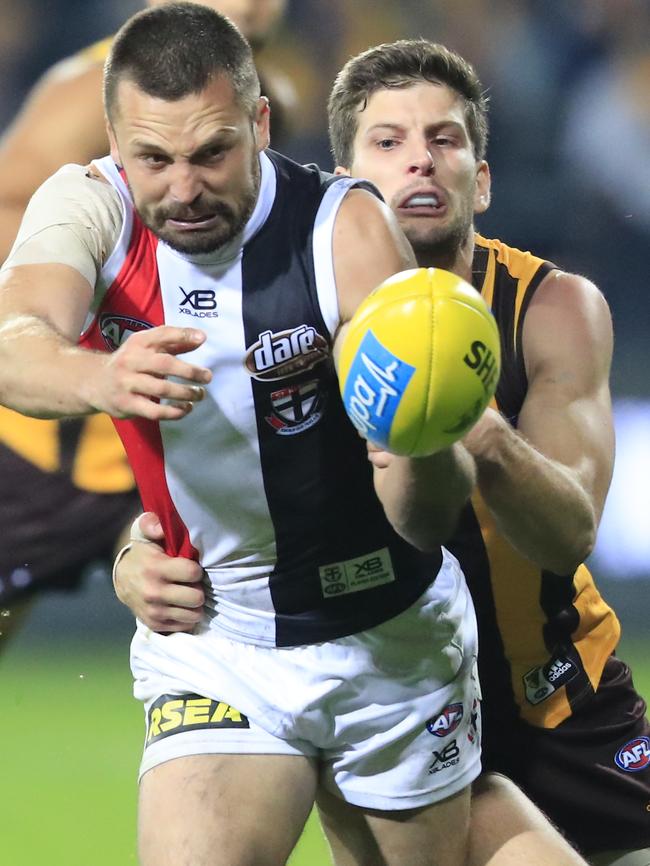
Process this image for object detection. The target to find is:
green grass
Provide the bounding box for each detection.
[2,585,648,866]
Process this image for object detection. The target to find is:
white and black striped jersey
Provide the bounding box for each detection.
[81,149,443,647]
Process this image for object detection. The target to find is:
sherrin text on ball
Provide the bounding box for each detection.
[338,268,501,456]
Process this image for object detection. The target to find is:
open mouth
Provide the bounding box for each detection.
[397,190,446,216]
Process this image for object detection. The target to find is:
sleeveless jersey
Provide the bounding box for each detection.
[445,234,621,731]
[79,149,442,648]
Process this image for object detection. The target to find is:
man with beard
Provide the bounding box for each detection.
[0,0,293,646]
[0,7,489,865]
[114,37,650,866]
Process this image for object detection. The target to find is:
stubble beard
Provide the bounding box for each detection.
[401,193,475,271]
[134,154,261,256]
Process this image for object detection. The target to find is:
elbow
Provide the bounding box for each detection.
[542,517,597,576]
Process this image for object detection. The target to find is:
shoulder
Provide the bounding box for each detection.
[524,270,613,378]
[35,163,122,218]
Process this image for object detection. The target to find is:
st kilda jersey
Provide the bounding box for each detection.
[79,149,442,647]
[445,235,621,730]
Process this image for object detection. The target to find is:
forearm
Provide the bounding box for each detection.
[0,204,25,264]
[0,314,104,417]
[375,443,476,551]
[469,416,597,573]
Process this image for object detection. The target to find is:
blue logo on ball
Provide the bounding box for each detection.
[342,330,415,447]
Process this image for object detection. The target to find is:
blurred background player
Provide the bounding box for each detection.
[0,0,293,645]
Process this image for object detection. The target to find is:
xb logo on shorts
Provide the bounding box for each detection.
[146,693,249,745]
[428,740,461,775]
[342,330,414,448]
[426,703,464,737]
[615,737,650,772]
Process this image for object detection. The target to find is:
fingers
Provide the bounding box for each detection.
[139,326,207,355]
[133,512,165,543]
[113,539,206,634]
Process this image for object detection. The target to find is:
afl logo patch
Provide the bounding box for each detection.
[426,703,464,737]
[100,313,153,351]
[245,325,329,381]
[615,737,650,772]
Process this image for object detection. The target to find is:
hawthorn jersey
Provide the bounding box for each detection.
[446,234,621,731]
[79,150,442,648]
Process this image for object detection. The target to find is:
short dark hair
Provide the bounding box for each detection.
[328,39,489,167]
[104,2,260,121]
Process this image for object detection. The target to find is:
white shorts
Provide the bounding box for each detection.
[131,548,481,810]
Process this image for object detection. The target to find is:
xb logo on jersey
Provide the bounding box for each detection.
[178,286,219,318]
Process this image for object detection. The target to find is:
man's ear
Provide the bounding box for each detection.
[106,119,122,167]
[254,96,271,151]
[334,165,351,177]
[474,160,491,214]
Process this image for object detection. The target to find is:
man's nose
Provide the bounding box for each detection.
[407,145,435,176]
[169,165,204,204]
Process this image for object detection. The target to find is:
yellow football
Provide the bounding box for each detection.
[338,267,501,456]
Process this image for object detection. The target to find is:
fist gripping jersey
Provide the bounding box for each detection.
[80,150,442,647]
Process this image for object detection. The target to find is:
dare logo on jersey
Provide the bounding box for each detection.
[614,737,650,772]
[245,325,329,381]
[146,693,250,745]
[426,703,464,737]
[100,313,153,351]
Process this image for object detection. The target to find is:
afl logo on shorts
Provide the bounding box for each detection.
[100,313,153,351]
[615,736,650,772]
[426,702,464,737]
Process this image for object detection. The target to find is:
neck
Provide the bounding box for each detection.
[414,227,476,283]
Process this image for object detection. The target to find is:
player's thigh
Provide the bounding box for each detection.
[468,772,588,866]
[316,783,471,866]
[139,752,318,866]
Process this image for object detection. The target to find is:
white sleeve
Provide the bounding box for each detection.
[1,163,123,288]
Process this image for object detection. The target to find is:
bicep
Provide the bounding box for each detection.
[332,188,416,358]
[518,272,615,516]
[0,262,94,341]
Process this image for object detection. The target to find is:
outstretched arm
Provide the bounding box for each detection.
[332,189,475,551]
[464,271,614,574]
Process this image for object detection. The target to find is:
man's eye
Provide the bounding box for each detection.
[377,138,397,150]
[141,154,167,166]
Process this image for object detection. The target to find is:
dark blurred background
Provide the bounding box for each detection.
[2,0,648,636]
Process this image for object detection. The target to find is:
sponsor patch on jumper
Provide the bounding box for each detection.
[146,693,249,745]
[523,655,579,705]
[265,380,324,435]
[319,547,395,598]
[245,326,329,381]
[426,703,464,737]
[614,737,650,772]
